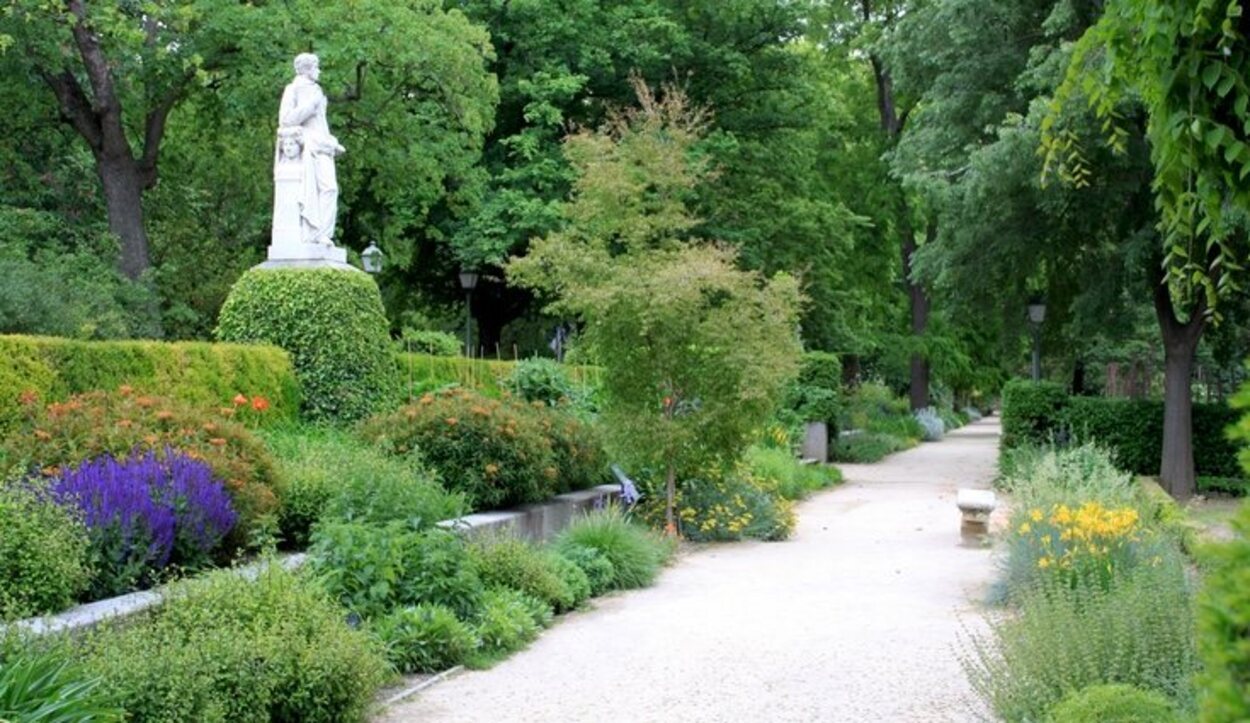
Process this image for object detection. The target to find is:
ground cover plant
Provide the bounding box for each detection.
[0,482,91,620]
[743,445,842,501]
[79,563,388,723]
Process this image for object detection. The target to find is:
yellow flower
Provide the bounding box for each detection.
[1017,522,1032,535]
[1030,508,1044,522]
[1038,557,1052,569]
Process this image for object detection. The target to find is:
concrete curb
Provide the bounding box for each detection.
[381,666,465,708]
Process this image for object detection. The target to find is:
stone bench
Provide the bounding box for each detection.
[956,488,996,541]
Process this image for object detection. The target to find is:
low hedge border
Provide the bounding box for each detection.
[0,335,300,432]
[1000,379,1244,480]
[396,353,602,399]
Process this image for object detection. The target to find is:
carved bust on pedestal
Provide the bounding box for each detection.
[269,53,348,265]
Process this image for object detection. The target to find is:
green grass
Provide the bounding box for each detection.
[553,507,674,591]
[744,445,842,500]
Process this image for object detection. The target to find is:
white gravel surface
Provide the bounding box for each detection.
[379,419,1004,723]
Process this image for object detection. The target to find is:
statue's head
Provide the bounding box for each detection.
[277,127,304,160]
[293,53,320,82]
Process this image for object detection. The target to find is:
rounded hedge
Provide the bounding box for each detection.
[216,268,397,422]
[1047,684,1178,722]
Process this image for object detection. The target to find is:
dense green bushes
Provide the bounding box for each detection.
[0,484,91,620]
[553,508,673,590]
[217,268,397,422]
[360,388,607,510]
[1000,380,1244,478]
[1047,684,1180,723]
[0,335,300,433]
[396,352,601,400]
[80,564,388,723]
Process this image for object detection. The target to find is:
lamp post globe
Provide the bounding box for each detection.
[361,242,384,274]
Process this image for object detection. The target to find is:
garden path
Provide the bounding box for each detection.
[379,419,1004,722]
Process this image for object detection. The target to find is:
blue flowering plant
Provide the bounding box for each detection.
[48,448,238,598]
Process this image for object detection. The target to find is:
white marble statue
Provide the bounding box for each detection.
[270,53,347,263]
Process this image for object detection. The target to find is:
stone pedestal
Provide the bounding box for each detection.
[802,421,829,463]
[957,488,996,544]
[267,241,347,264]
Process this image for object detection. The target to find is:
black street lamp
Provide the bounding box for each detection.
[1027,299,1047,381]
[459,270,479,357]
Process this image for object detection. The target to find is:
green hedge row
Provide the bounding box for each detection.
[0,335,300,432]
[396,353,602,399]
[1000,379,1243,479]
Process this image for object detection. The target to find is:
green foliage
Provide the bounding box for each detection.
[963,562,1198,723]
[832,432,913,464]
[997,443,1140,510]
[81,564,388,723]
[468,537,577,613]
[0,644,122,722]
[261,426,465,547]
[1047,684,1179,723]
[667,470,795,543]
[0,484,91,620]
[395,354,602,401]
[547,553,592,609]
[470,588,542,662]
[0,208,158,341]
[553,508,671,591]
[3,389,281,544]
[371,604,479,675]
[0,335,300,434]
[308,523,483,621]
[556,544,616,598]
[1001,380,1068,448]
[504,358,582,408]
[216,268,397,423]
[743,445,843,501]
[360,387,605,510]
[789,352,843,425]
[1196,501,1250,719]
[398,329,462,358]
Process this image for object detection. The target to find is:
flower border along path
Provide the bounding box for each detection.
[379,419,1003,722]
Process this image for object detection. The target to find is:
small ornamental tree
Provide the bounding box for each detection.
[509,79,802,533]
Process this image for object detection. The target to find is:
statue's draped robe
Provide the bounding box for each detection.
[278,77,339,244]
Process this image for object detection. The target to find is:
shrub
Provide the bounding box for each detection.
[548,553,592,608]
[553,508,670,590]
[471,588,542,660]
[1197,475,1249,496]
[0,335,299,434]
[217,268,397,422]
[541,412,610,494]
[0,644,122,722]
[397,329,462,357]
[81,563,387,723]
[963,561,1197,722]
[504,358,581,407]
[914,407,945,441]
[468,537,577,613]
[1047,684,1179,723]
[666,471,795,542]
[1196,500,1250,721]
[0,484,91,620]
[997,443,1138,509]
[832,432,911,463]
[262,426,465,546]
[744,445,842,501]
[49,450,238,599]
[361,388,605,509]
[309,522,483,620]
[372,604,479,674]
[4,390,280,544]
[1001,379,1068,448]
[557,544,616,597]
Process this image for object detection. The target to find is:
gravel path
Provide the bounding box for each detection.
[379,419,1004,723]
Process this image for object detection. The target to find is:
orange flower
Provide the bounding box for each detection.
[118,384,134,397]
[155,409,174,421]
[251,396,270,412]
[202,422,218,433]
[135,396,156,408]
[209,437,228,447]
[33,429,51,441]
[117,419,134,429]
[445,417,459,426]
[18,389,38,406]
[143,434,159,445]
[41,465,60,477]
[470,405,490,416]
[218,407,236,417]
[420,394,434,406]
[232,394,248,407]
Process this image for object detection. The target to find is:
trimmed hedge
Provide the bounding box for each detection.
[217,268,396,422]
[1000,380,1244,479]
[0,335,299,433]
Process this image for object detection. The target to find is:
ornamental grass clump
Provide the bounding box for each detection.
[962,559,1197,723]
[49,449,237,598]
[0,643,122,722]
[553,507,671,590]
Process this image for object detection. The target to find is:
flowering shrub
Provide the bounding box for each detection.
[49,449,237,598]
[360,388,605,509]
[670,470,795,542]
[1006,501,1157,594]
[5,389,280,542]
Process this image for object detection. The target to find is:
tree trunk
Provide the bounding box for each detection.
[902,219,932,411]
[1152,280,1205,500]
[1072,359,1086,395]
[98,156,152,281]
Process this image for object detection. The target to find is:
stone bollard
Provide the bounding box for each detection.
[956,488,997,543]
